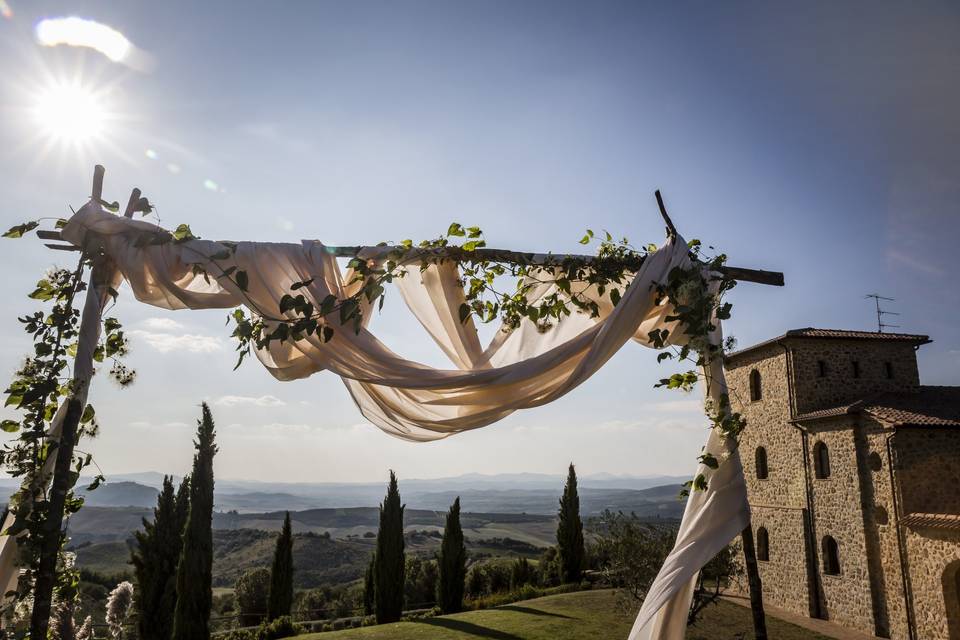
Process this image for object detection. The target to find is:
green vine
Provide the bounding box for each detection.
[1,225,135,626]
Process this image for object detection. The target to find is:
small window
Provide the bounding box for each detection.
[852,360,861,378]
[822,536,840,575]
[755,446,769,480]
[749,369,762,402]
[884,362,894,379]
[874,505,889,526]
[814,441,831,479]
[817,360,827,378]
[757,527,769,562]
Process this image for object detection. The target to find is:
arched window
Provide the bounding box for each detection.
[814,441,831,479]
[755,446,769,480]
[822,536,840,575]
[756,527,769,562]
[749,369,762,402]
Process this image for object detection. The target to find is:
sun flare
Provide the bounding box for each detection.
[32,82,107,144]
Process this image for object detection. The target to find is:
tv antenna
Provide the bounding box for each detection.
[865,293,900,333]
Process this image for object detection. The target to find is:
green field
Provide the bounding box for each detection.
[302,589,832,640]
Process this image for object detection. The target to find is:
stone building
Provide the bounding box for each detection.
[724,328,960,639]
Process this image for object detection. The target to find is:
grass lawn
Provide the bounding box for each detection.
[300,589,833,639]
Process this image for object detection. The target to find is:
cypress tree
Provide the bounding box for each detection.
[556,462,585,584]
[437,497,466,614]
[131,475,186,640]
[363,556,375,616]
[267,511,295,621]
[374,470,405,623]
[171,403,218,640]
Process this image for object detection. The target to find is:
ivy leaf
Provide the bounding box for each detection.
[698,453,719,469]
[3,221,39,239]
[657,352,673,363]
[171,224,197,242]
[80,404,95,425]
[235,271,249,292]
[86,474,105,492]
[0,420,19,433]
[290,278,314,290]
[462,240,486,252]
[458,303,471,324]
[610,288,621,307]
[321,326,335,342]
[447,223,465,237]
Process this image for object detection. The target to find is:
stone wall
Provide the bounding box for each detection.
[862,422,909,639]
[751,505,813,614]
[725,344,812,615]
[895,427,960,515]
[903,527,960,640]
[805,417,877,634]
[788,339,919,415]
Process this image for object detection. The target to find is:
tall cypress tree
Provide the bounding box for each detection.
[374,470,405,623]
[556,462,585,584]
[131,475,186,640]
[171,403,218,640]
[363,556,375,616]
[437,497,466,614]
[267,511,294,621]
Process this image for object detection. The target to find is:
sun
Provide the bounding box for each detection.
[32,81,107,144]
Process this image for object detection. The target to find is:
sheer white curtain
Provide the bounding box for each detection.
[34,205,752,637]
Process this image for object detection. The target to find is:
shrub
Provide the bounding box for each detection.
[257,615,303,640]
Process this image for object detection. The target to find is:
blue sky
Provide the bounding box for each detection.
[0,1,957,482]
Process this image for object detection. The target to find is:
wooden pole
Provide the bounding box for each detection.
[29,167,143,637]
[740,524,768,639]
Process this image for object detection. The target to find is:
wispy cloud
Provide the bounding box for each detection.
[141,317,185,331]
[127,329,223,353]
[886,248,946,276]
[650,400,704,414]
[214,395,286,408]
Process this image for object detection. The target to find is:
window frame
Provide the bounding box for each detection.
[755,446,769,480]
[749,369,762,402]
[814,441,831,479]
[756,527,770,562]
[821,535,841,576]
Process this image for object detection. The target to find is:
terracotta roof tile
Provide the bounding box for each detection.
[900,512,960,531]
[791,386,960,428]
[861,386,960,427]
[726,327,931,363]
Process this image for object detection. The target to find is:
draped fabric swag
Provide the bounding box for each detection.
[29,204,749,637]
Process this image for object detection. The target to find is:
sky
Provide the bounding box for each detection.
[0,1,957,483]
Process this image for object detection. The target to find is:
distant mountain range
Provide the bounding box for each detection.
[0,472,688,515]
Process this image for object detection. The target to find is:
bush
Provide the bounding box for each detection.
[258,615,303,640]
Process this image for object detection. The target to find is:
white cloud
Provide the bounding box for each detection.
[213,395,286,408]
[128,329,223,353]
[141,317,185,331]
[650,399,704,414]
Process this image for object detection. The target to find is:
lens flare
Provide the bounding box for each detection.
[35,17,131,62]
[32,81,106,143]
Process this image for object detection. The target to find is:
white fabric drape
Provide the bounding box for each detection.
[53,204,750,637]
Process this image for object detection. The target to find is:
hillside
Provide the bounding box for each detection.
[300,589,832,640]
[0,473,688,514]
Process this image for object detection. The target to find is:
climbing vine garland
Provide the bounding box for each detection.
[0,226,135,621]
